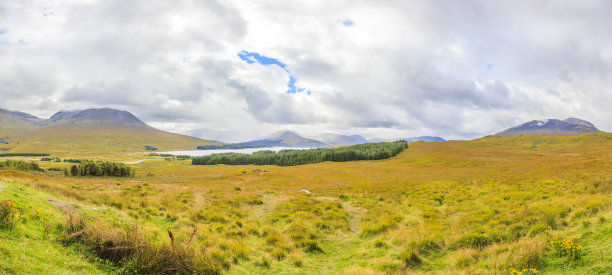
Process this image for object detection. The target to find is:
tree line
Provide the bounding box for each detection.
[191,141,408,166]
[0,153,50,157]
[0,159,43,172]
[68,161,134,177]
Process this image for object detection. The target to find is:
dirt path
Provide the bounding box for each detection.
[343,202,365,234]
[0,183,6,192]
[125,159,150,164]
[193,192,204,209]
[314,195,365,233]
[48,200,76,211]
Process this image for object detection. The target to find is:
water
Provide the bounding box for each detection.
[158,147,313,157]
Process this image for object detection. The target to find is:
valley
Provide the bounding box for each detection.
[1,130,611,274]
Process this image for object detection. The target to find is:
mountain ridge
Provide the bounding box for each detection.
[496,118,601,136]
[240,131,328,148]
[0,108,218,154]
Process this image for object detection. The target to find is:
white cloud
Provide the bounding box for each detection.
[1,0,611,141]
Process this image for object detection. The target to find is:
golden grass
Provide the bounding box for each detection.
[0,133,611,274]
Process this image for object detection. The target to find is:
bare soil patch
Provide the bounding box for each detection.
[48,199,76,211]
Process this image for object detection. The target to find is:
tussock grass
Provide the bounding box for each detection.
[61,213,225,274]
[1,133,611,273]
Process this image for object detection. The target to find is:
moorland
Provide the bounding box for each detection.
[1,131,611,274]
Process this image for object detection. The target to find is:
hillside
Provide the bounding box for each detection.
[1,133,610,274]
[0,109,46,137]
[369,136,446,143]
[496,118,601,136]
[239,130,328,148]
[0,108,218,155]
[313,133,368,146]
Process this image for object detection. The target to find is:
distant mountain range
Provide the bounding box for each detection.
[496,118,601,136]
[240,131,329,148]
[197,131,445,150]
[0,108,217,153]
[313,133,368,146]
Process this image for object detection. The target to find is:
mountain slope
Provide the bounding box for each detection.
[239,131,328,148]
[0,108,218,155]
[313,133,368,146]
[0,109,47,137]
[369,136,446,143]
[496,118,601,137]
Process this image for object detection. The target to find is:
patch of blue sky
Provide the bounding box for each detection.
[39,7,54,17]
[238,50,309,95]
[342,19,355,27]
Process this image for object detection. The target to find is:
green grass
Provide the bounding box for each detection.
[0,181,111,274]
[0,133,611,274]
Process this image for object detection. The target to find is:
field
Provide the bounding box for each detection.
[1,133,611,274]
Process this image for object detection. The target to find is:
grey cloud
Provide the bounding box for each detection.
[2,0,612,140]
[62,81,140,106]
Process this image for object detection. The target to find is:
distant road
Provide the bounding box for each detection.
[125,159,149,164]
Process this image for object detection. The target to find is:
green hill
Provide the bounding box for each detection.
[0,108,219,156]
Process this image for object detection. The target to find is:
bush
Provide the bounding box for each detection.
[0,159,43,172]
[549,233,583,261]
[0,200,21,229]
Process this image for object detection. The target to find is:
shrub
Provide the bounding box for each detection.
[0,160,43,172]
[0,200,21,229]
[549,233,583,261]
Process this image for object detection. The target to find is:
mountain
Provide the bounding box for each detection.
[239,131,328,148]
[496,118,601,137]
[0,109,47,137]
[0,108,218,154]
[311,133,367,146]
[369,136,446,143]
[49,108,150,128]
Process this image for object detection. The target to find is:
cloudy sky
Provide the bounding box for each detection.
[1,0,611,142]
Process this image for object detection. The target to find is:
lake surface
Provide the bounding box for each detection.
[159,147,313,157]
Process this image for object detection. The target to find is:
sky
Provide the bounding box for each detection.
[1,0,611,142]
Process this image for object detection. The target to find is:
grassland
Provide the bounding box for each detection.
[0,133,611,274]
[0,124,219,157]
